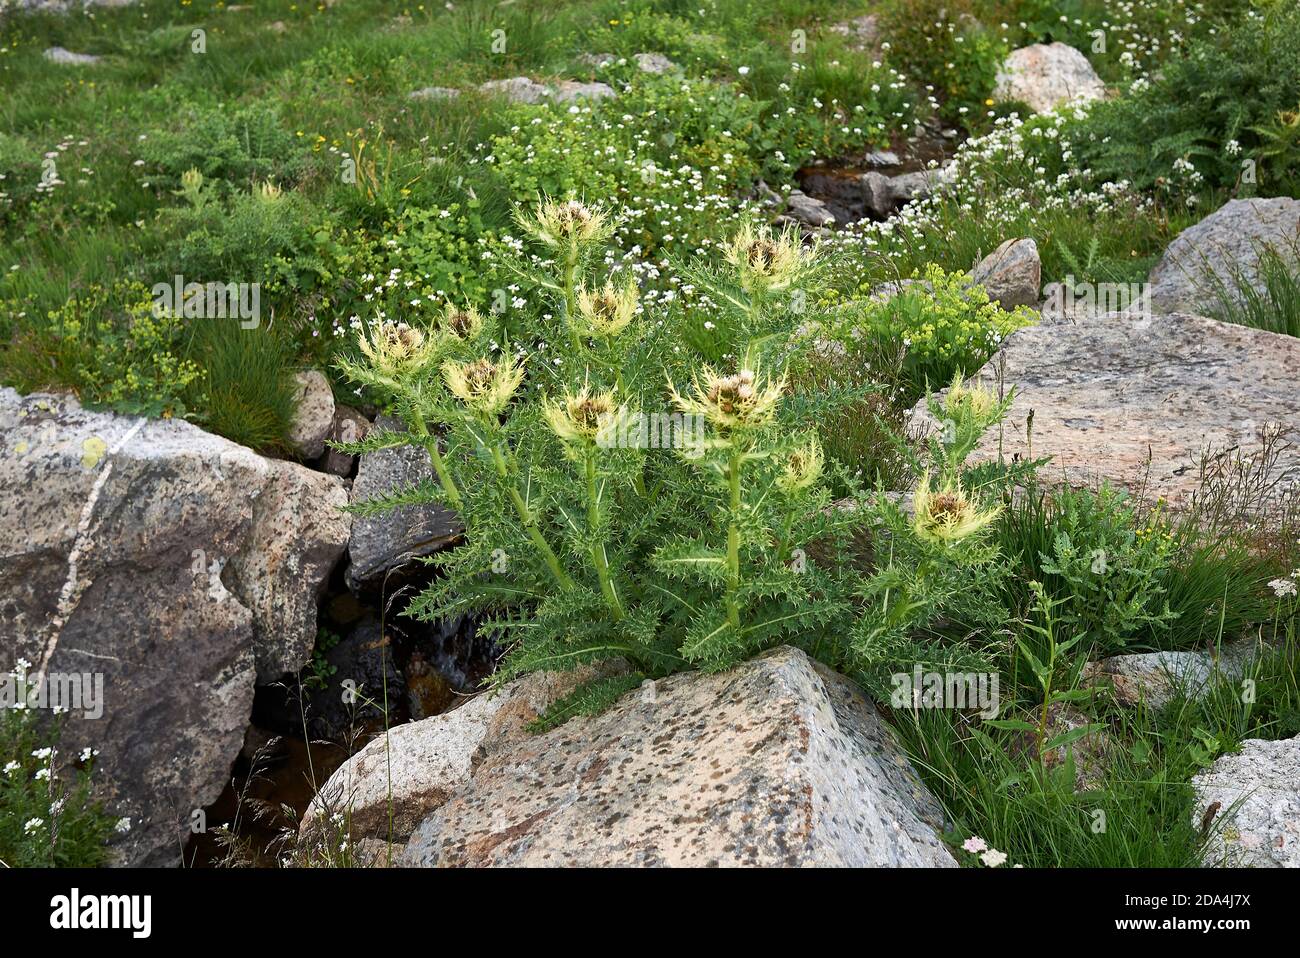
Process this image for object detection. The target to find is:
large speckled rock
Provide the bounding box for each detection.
[1082,636,1269,710]
[299,666,613,845]
[0,388,350,865]
[1194,735,1300,868]
[994,43,1106,113]
[345,415,461,592]
[1148,197,1300,315]
[286,370,335,460]
[909,313,1300,511]
[971,238,1041,309]
[399,647,956,867]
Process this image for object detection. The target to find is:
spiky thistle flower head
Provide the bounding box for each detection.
[723,223,809,292]
[669,363,786,433]
[574,277,638,337]
[442,354,526,416]
[942,372,999,426]
[778,434,824,494]
[515,197,613,252]
[911,471,1001,546]
[437,304,485,342]
[542,385,624,448]
[357,321,439,379]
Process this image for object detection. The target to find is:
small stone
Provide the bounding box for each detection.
[551,80,617,104]
[287,369,335,460]
[43,47,102,66]
[409,86,460,101]
[321,404,369,477]
[633,52,678,74]
[970,238,1041,310]
[784,189,836,228]
[478,77,550,104]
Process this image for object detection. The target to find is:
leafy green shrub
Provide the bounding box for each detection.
[1,281,200,419]
[1074,3,1300,196]
[156,171,346,304]
[135,102,310,195]
[879,0,1008,127]
[819,265,1036,399]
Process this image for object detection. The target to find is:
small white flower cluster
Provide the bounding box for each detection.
[961,835,1019,868]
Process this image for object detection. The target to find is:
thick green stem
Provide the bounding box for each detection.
[586,451,624,621]
[490,442,573,591]
[409,416,463,510]
[726,447,743,630]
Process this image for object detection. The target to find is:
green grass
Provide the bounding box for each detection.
[1209,246,1300,339]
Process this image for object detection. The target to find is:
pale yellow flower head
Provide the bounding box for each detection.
[669,364,786,432]
[358,321,439,378]
[437,304,485,342]
[543,385,623,448]
[911,472,1001,546]
[942,372,998,426]
[442,355,526,415]
[778,435,824,494]
[575,278,637,337]
[723,223,808,292]
[257,180,283,203]
[515,197,612,251]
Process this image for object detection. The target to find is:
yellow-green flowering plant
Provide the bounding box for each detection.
[336,199,1025,701]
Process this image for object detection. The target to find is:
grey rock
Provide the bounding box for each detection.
[321,404,369,477]
[286,369,335,460]
[888,167,944,203]
[993,42,1106,113]
[399,647,957,867]
[909,312,1300,511]
[864,149,901,168]
[1148,197,1300,315]
[784,189,836,228]
[0,388,349,864]
[1083,636,1270,710]
[300,665,613,844]
[478,77,551,104]
[971,238,1041,309]
[345,415,461,592]
[829,14,881,53]
[43,47,102,66]
[633,52,678,75]
[552,80,617,103]
[1194,735,1300,868]
[409,86,460,101]
[861,170,899,219]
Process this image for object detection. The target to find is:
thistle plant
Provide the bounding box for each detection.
[337,202,865,684]
[337,201,1025,700]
